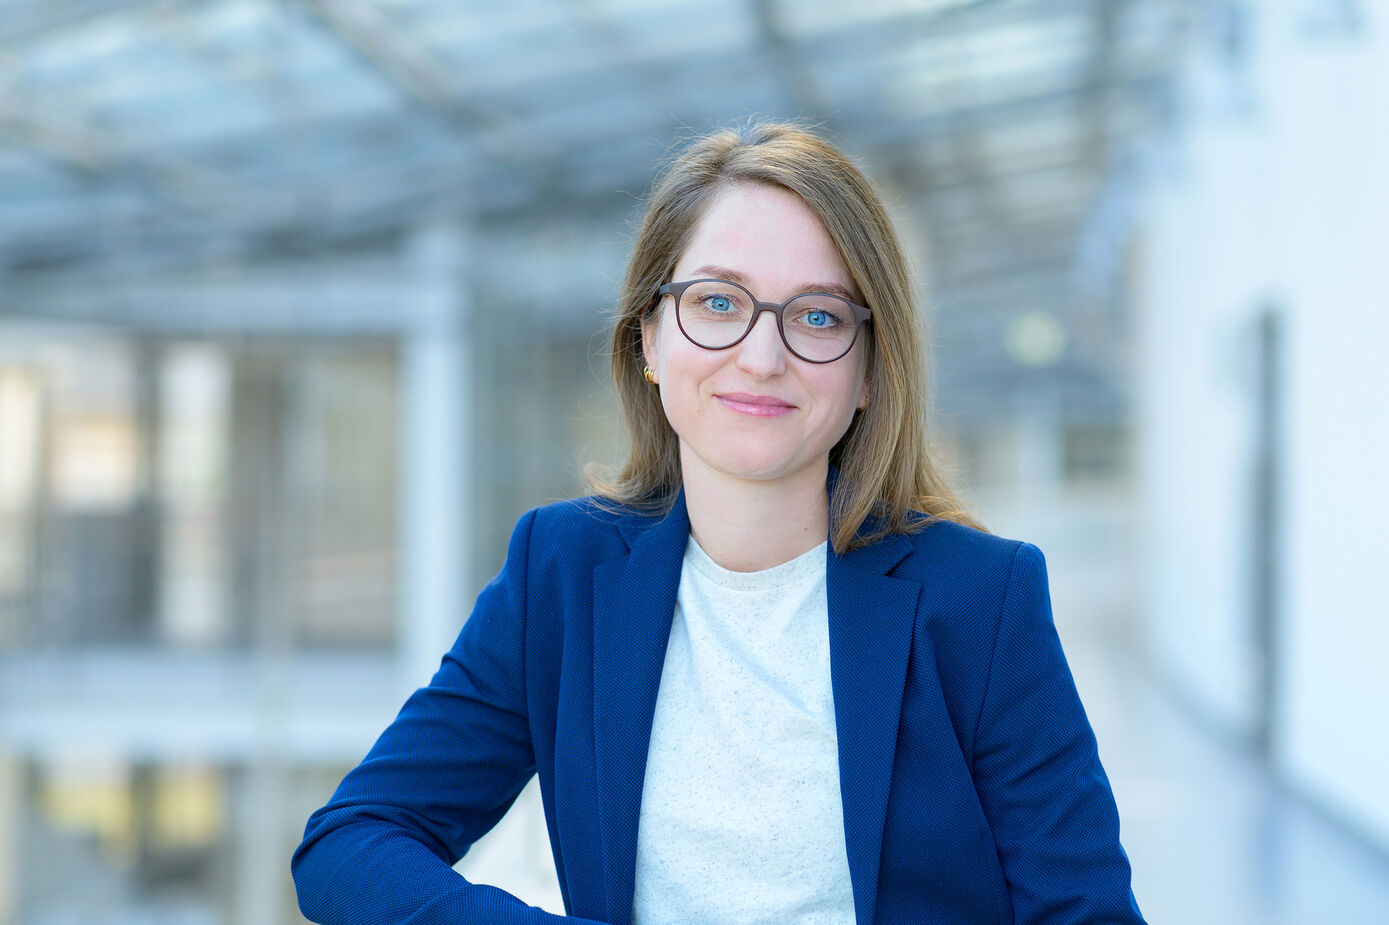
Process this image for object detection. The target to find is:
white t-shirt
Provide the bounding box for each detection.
[632,536,856,925]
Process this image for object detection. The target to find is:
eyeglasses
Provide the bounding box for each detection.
[653,278,872,364]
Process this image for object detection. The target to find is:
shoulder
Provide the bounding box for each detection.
[891,516,1043,594]
[510,494,664,565]
[525,494,631,536]
[883,517,1051,666]
[524,493,660,535]
[483,497,649,637]
[879,520,1055,752]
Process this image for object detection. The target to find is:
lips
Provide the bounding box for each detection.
[715,392,796,417]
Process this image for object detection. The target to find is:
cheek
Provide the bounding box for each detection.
[655,324,719,384]
[646,314,687,375]
[825,365,868,414]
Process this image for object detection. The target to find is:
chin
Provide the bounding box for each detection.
[713,452,815,483]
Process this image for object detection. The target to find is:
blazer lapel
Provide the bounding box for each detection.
[591,494,690,925]
[828,532,919,925]
[589,483,920,925]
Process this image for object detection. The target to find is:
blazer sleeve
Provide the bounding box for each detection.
[970,542,1145,924]
[291,509,607,925]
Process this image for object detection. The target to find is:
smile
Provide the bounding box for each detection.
[715,392,796,417]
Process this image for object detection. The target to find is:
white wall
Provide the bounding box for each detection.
[1134,0,1389,848]
[1266,5,1389,848]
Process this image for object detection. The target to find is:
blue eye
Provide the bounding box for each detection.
[706,295,734,313]
[789,299,848,333]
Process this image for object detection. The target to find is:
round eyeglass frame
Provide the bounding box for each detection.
[652,278,873,364]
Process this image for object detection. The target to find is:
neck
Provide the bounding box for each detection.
[680,458,830,573]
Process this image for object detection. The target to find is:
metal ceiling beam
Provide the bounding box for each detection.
[135,0,1150,201]
[1077,0,1121,174]
[0,64,1127,272]
[0,86,243,215]
[0,0,163,48]
[939,101,1018,251]
[913,147,1096,196]
[850,65,1164,157]
[147,3,295,121]
[294,0,525,162]
[829,3,1167,220]
[0,0,1181,276]
[946,5,1116,225]
[791,0,1089,57]
[932,208,1079,250]
[297,0,458,109]
[934,195,1084,237]
[0,98,109,170]
[305,0,1103,176]
[0,2,270,216]
[0,54,1126,268]
[934,246,1076,295]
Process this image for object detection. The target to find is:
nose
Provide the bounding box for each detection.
[734,307,789,378]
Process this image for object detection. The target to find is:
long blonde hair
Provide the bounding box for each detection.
[587,123,980,551]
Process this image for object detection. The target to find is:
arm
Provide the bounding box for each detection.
[291,509,605,924]
[970,542,1146,924]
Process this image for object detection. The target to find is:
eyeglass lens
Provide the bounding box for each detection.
[673,280,862,362]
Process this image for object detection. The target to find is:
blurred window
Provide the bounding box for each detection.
[23,755,228,922]
[286,346,399,649]
[0,334,399,651]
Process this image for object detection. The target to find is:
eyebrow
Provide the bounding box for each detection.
[689,264,860,304]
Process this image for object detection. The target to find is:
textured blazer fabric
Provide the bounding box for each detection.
[292,490,1145,924]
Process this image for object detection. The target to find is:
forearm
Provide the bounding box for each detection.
[293,819,604,925]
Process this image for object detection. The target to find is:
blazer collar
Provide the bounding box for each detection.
[591,485,919,925]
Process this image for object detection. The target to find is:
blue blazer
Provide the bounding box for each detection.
[293,491,1144,924]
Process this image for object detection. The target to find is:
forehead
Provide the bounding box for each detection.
[673,183,852,293]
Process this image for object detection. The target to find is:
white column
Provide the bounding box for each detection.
[399,220,475,690]
[232,757,287,925]
[237,355,291,925]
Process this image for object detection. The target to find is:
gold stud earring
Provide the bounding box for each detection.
[642,365,657,385]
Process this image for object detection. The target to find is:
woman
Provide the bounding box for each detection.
[293,124,1145,924]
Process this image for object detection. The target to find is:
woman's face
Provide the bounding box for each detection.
[642,182,869,492]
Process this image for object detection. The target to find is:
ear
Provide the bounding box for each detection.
[857,374,870,411]
[640,314,659,377]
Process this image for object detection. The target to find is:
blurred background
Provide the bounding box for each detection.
[1,0,1386,922]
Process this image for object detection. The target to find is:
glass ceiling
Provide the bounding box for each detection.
[0,0,1185,278]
